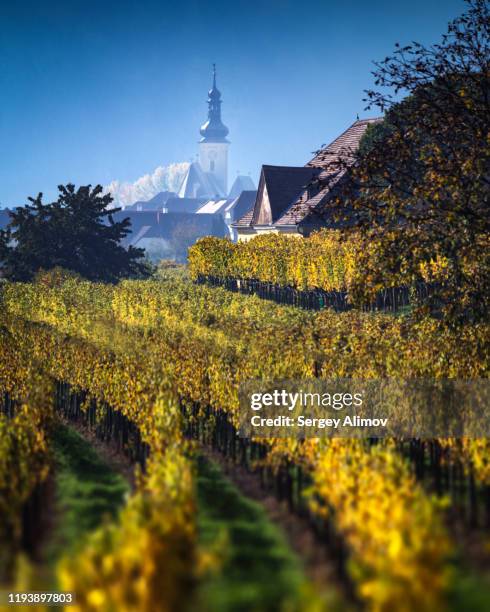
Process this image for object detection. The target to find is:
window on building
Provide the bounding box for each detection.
[210,160,215,171]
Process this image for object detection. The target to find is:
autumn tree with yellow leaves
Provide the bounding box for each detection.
[321,0,489,322]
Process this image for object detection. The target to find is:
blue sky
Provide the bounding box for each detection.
[0,0,466,207]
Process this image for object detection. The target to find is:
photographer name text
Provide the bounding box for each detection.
[250,415,388,429]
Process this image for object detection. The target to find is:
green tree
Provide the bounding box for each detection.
[325,0,489,322]
[0,184,149,282]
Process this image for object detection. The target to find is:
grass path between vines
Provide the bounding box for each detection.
[46,424,322,610]
[195,455,331,612]
[43,424,490,612]
[44,423,129,566]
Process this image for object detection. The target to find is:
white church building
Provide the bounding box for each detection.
[179,65,255,202]
[116,67,257,256]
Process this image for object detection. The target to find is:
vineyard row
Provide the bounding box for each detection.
[1,274,489,609]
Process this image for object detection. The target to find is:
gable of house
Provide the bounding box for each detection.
[233,118,382,239]
[250,165,321,226]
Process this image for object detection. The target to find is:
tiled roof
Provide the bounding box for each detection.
[275,182,330,226]
[233,165,320,229]
[276,118,381,226]
[308,118,381,168]
[233,206,254,227]
[234,118,381,230]
[226,190,257,223]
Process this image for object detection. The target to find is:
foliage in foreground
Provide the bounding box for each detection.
[3,274,488,609]
[0,324,198,611]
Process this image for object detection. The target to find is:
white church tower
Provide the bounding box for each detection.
[198,65,229,196]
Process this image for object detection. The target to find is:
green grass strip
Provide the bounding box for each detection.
[196,455,312,612]
[45,423,129,565]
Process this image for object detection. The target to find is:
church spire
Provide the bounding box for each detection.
[200,64,229,143]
